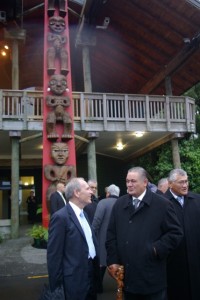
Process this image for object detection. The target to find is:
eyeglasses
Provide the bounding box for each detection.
[174,180,188,185]
[90,186,97,189]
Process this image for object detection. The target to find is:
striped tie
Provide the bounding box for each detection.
[133,198,140,209]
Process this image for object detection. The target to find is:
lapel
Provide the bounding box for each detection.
[66,205,98,252]
[127,190,152,218]
[66,204,85,239]
[165,189,184,207]
[126,195,142,218]
[57,191,65,204]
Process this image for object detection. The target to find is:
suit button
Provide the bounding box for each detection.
[129,220,132,223]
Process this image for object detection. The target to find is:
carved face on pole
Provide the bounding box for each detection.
[51,142,69,165]
[49,16,66,33]
[49,74,68,95]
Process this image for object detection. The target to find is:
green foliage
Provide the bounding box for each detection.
[137,138,200,193]
[179,139,200,192]
[184,82,200,109]
[36,207,42,215]
[27,225,48,241]
[137,83,200,191]
[137,143,173,184]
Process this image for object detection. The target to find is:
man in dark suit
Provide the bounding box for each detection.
[163,168,200,300]
[47,177,99,300]
[49,182,66,215]
[84,179,99,223]
[106,167,183,300]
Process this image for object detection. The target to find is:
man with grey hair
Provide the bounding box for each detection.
[106,167,183,300]
[164,168,200,300]
[157,178,168,194]
[47,177,99,300]
[92,184,120,293]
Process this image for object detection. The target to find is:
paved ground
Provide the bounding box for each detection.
[0,225,117,300]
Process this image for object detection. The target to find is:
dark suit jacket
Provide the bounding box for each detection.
[50,191,66,215]
[47,203,99,300]
[106,189,183,295]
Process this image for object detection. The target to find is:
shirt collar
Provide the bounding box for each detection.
[69,201,82,219]
[132,189,146,201]
[169,189,183,199]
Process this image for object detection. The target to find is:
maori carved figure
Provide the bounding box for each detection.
[50,142,69,165]
[47,16,68,75]
[46,74,72,141]
[49,16,66,34]
[116,266,124,300]
[107,265,124,300]
[44,142,76,209]
[48,0,66,17]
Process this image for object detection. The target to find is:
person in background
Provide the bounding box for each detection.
[47,177,99,300]
[163,168,200,300]
[49,182,66,215]
[147,182,158,193]
[106,167,183,300]
[26,190,38,224]
[92,184,120,293]
[157,178,169,194]
[84,179,99,223]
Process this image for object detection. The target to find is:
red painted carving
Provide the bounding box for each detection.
[47,16,68,75]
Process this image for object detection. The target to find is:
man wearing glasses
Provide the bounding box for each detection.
[164,168,200,300]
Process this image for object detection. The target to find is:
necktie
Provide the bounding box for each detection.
[80,211,96,258]
[177,196,184,207]
[133,198,140,209]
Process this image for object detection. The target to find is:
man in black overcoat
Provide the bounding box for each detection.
[163,168,200,300]
[106,167,183,300]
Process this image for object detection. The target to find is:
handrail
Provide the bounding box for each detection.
[0,90,196,132]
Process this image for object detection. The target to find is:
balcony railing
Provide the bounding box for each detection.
[0,90,196,132]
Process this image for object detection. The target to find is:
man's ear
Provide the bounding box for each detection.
[74,189,80,198]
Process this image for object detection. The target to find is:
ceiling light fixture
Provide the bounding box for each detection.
[116,142,124,150]
[1,50,6,56]
[135,131,144,138]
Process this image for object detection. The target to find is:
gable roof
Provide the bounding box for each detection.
[0,0,200,95]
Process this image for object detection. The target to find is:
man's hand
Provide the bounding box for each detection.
[107,264,120,279]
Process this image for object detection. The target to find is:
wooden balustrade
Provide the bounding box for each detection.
[0,90,196,133]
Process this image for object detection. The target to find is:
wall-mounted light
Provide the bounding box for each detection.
[116,142,125,150]
[134,131,144,138]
